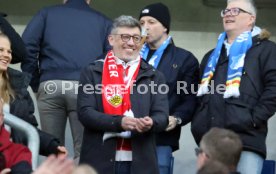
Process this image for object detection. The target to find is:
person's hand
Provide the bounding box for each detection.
[32,155,74,174]
[121,117,137,131]
[1,168,11,174]
[57,146,68,158]
[166,116,177,131]
[136,116,153,133]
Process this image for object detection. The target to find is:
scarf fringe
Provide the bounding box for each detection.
[223,86,240,98]
[197,82,209,96]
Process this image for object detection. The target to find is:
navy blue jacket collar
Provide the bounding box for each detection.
[65,0,91,11]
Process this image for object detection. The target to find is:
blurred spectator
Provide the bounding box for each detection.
[0,98,32,174]
[0,12,27,64]
[0,29,67,157]
[22,0,112,160]
[196,128,242,174]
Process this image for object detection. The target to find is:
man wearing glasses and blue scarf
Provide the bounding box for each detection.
[139,3,199,174]
[192,0,276,174]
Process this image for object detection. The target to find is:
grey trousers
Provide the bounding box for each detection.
[38,80,83,158]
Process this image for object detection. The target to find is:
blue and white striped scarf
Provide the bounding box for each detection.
[197,27,261,98]
[140,36,172,68]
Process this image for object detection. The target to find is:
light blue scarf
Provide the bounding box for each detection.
[197,27,261,98]
[140,36,172,68]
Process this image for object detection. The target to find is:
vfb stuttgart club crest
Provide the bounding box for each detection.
[104,85,126,107]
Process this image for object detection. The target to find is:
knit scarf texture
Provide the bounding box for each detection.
[140,36,172,68]
[102,50,140,152]
[197,29,255,98]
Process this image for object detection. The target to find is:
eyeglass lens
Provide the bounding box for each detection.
[120,34,141,43]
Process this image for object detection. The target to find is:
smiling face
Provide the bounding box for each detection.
[222,1,256,38]
[108,27,141,62]
[0,36,12,73]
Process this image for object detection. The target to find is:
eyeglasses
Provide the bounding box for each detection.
[195,147,210,158]
[195,147,203,156]
[114,34,142,44]
[221,7,252,17]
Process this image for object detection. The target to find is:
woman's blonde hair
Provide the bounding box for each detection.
[0,32,14,103]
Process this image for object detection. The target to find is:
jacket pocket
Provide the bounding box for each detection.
[224,98,256,132]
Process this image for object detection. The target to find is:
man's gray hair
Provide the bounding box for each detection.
[111,15,141,34]
[227,0,257,16]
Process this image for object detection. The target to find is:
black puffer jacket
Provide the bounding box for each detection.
[191,30,276,158]
[8,67,61,156]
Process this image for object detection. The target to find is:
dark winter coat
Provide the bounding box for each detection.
[150,41,199,151]
[191,30,276,158]
[8,67,61,156]
[22,0,112,92]
[78,59,169,174]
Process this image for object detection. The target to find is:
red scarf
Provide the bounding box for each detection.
[102,50,140,151]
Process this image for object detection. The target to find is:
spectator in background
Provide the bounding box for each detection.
[0,98,32,174]
[139,3,199,174]
[22,0,112,160]
[0,29,67,157]
[0,12,27,64]
[192,0,276,173]
[77,15,168,174]
[196,128,242,174]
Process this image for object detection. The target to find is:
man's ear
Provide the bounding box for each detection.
[249,15,256,27]
[108,35,114,47]
[163,27,167,33]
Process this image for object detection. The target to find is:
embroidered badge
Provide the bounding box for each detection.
[104,85,125,107]
[142,9,149,14]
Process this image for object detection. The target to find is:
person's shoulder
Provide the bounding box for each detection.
[0,15,8,24]
[255,29,276,47]
[39,4,61,11]
[88,8,112,22]
[172,45,198,60]
[140,60,165,79]
[259,38,276,47]
[82,58,104,75]
[33,4,61,16]
[171,45,199,67]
